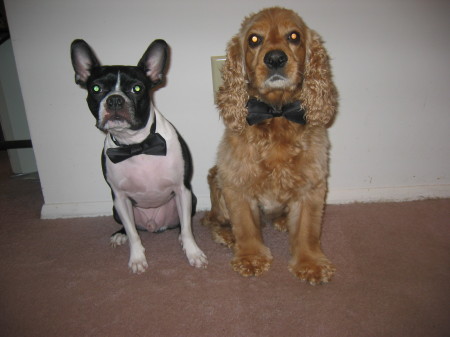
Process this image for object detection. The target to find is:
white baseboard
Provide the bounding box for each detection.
[326,184,450,204]
[41,201,113,219]
[40,184,450,219]
[41,197,213,219]
[199,185,450,209]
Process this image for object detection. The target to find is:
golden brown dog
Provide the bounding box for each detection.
[202,7,338,285]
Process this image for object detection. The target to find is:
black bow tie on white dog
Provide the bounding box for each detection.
[107,121,167,164]
[246,98,307,126]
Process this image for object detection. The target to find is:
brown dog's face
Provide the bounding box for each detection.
[242,9,307,101]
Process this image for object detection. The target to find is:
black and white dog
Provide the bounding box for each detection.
[70,39,207,273]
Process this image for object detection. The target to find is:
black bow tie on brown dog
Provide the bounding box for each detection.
[246,98,307,125]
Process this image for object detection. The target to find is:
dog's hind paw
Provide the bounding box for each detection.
[110,232,128,247]
[273,217,288,232]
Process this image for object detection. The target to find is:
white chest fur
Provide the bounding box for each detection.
[104,107,185,208]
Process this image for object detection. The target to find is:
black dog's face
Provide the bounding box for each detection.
[84,66,152,131]
[71,39,168,132]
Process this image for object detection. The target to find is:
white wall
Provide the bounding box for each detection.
[4,0,450,218]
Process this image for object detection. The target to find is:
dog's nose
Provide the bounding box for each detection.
[264,50,288,69]
[106,95,125,111]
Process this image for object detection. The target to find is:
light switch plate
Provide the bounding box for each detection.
[211,56,226,103]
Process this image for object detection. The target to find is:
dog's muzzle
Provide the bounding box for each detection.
[98,94,134,130]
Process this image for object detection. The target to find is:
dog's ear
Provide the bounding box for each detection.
[216,35,249,133]
[138,39,169,86]
[301,30,338,127]
[71,39,101,88]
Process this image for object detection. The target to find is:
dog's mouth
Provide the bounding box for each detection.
[268,73,287,82]
[98,110,133,131]
[264,73,292,89]
[106,111,131,122]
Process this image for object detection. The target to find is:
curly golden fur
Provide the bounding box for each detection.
[202,7,338,285]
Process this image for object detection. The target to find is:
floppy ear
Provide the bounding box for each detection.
[217,35,249,132]
[71,39,101,88]
[301,30,338,127]
[138,39,169,87]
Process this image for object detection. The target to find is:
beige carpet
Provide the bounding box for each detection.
[0,152,449,337]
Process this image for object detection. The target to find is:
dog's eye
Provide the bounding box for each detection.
[248,34,263,48]
[92,85,101,93]
[287,31,301,44]
[132,85,142,93]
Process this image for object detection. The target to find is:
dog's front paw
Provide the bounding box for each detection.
[186,248,208,269]
[128,247,148,274]
[179,234,208,268]
[231,252,273,277]
[289,257,335,285]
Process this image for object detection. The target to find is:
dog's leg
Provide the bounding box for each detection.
[114,196,148,273]
[201,166,235,247]
[223,188,273,277]
[176,186,208,268]
[287,185,335,285]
